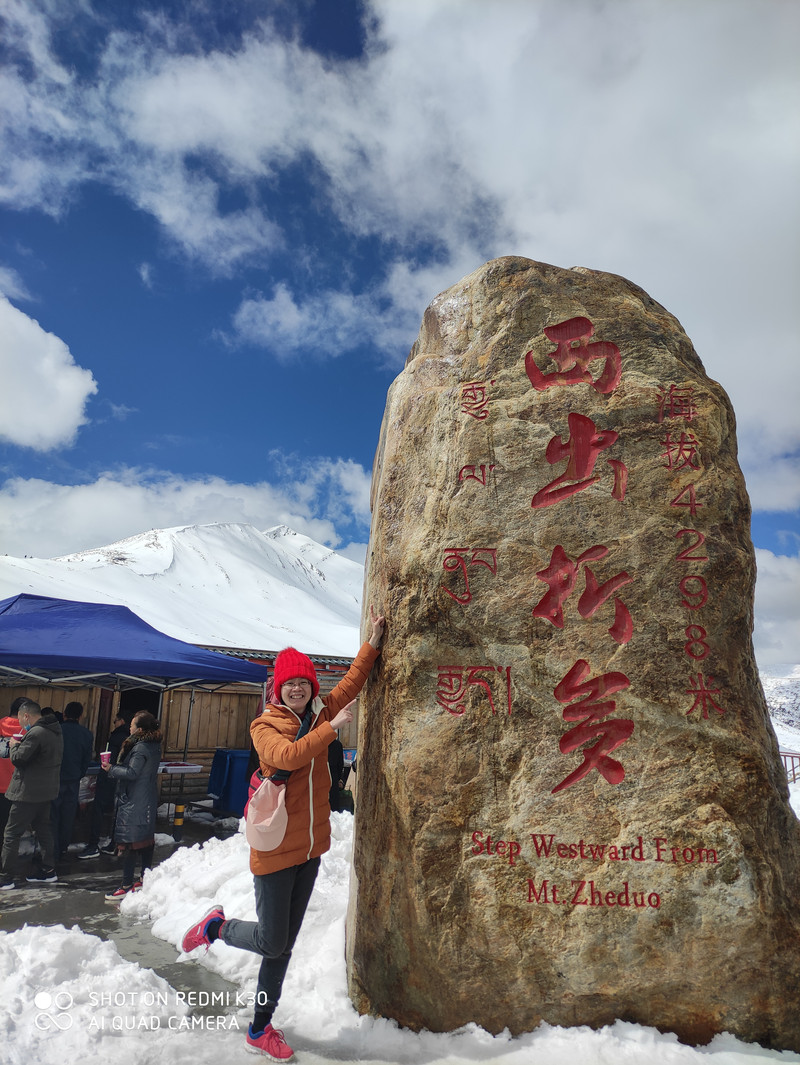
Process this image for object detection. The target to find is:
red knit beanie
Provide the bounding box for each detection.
[273,647,319,700]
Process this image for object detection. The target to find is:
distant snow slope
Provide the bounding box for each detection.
[0,522,798,739]
[0,523,363,656]
[760,665,800,752]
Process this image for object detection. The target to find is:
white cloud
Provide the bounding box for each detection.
[0,296,97,450]
[228,254,480,361]
[0,460,372,559]
[336,541,368,566]
[0,0,72,87]
[108,402,137,421]
[0,3,84,214]
[231,284,367,357]
[277,454,372,527]
[230,281,419,361]
[753,548,800,668]
[113,30,314,171]
[116,156,282,273]
[741,451,800,514]
[0,264,32,301]
[0,0,797,504]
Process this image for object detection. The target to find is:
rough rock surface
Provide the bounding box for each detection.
[346,256,800,1050]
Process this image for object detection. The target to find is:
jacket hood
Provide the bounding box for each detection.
[118,728,162,762]
[33,713,62,736]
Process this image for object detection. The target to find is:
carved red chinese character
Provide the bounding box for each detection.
[685,673,726,719]
[531,412,628,508]
[461,381,494,420]
[532,545,633,645]
[660,431,702,471]
[657,384,699,423]
[436,665,512,716]
[525,317,622,395]
[551,659,633,794]
[442,548,498,605]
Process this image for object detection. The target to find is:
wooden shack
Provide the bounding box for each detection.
[1,649,359,806]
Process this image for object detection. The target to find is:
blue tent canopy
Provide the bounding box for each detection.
[0,594,269,691]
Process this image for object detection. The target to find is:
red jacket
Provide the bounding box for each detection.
[249,642,378,875]
[0,716,21,793]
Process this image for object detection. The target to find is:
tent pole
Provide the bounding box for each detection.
[171,688,196,841]
[183,689,195,762]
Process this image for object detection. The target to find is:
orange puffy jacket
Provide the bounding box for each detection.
[249,641,379,875]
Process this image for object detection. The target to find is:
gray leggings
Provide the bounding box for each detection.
[220,856,320,1028]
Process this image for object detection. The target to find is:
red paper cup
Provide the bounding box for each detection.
[100,751,111,767]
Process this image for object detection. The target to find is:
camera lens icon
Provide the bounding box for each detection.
[34,990,74,1031]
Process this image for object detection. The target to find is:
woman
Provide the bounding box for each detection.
[182,606,385,1061]
[80,710,132,859]
[102,710,161,901]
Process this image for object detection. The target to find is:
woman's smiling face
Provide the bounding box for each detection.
[281,677,312,713]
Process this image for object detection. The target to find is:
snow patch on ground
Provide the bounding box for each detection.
[4,813,798,1065]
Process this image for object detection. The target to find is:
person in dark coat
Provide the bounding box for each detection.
[0,699,63,888]
[102,710,161,901]
[79,710,132,859]
[52,701,93,860]
[327,736,345,812]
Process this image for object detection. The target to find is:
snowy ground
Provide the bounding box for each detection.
[3,798,800,1065]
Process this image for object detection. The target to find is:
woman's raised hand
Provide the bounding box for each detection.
[368,604,386,649]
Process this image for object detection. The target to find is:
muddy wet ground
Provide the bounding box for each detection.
[0,816,239,1013]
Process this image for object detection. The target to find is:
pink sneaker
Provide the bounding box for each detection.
[181,905,225,953]
[246,1023,294,1060]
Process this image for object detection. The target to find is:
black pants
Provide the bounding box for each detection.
[2,800,56,874]
[0,794,11,843]
[121,844,154,886]
[51,778,80,857]
[88,774,115,846]
[220,857,320,1029]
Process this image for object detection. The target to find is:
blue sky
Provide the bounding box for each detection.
[0,0,798,661]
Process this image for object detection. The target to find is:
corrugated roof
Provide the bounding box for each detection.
[200,645,353,668]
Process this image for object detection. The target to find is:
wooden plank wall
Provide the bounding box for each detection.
[1,661,361,806]
[0,685,105,740]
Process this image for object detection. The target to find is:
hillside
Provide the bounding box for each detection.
[0,523,363,657]
[0,523,798,751]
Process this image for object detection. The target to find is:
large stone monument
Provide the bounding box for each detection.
[346,256,800,1051]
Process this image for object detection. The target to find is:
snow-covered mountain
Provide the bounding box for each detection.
[760,665,800,752]
[0,523,363,657]
[1,521,798,748]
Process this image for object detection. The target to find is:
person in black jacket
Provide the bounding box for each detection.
[0,699,63,888]
[327,736,345,812]
[52,701,93,860]
[79,710,131,860]
[102,711,162,901]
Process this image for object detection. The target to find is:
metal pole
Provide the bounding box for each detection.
[172,689,196,841]
[182,689,194,762]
